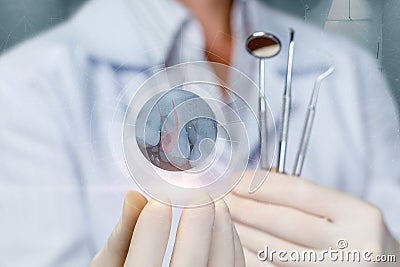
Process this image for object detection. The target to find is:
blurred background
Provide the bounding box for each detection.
[0,0,399,109]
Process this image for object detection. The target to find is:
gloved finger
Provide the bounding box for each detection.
[170,200,215,267]
[90,191,147,267]
[123,199,172,266]
[225,193,334,249]
[208,200,235,267]
[232,170,355,220]
[233,224,246,267]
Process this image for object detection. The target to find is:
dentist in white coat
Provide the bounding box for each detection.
[0,0,399,266]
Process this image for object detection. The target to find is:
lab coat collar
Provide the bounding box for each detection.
[69,0,190,66]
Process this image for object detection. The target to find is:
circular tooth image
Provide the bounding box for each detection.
[136,89,217,172]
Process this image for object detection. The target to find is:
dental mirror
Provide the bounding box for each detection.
[246,32,282,59]
[246,32,281,169]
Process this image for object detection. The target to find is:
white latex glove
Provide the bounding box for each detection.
[91,191,245,267]
[225,170,400,266]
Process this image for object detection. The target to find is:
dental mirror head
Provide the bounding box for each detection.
[246,32,282,59]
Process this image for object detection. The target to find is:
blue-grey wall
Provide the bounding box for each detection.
[325,0,383,63]
[383,0,400,105]
[0,0,84,52]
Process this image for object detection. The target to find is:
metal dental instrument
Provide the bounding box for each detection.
[277,29,295,173]
[246,32,281,169]
[293,65,335,176]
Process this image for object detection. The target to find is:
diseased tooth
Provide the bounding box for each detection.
[166,130,190,168]
[137,88,218,171]
[178,128,190,159]
[159,151,168,163]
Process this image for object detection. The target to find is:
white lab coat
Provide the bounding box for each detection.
[0,0,399,266]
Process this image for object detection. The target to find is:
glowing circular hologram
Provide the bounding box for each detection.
[136,89,218,173]
[123,62,276,207]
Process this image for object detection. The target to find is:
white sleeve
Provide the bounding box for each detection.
[0,73,92,266]
[356,52,400,238]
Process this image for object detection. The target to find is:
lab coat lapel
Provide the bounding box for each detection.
[69,0,190,67]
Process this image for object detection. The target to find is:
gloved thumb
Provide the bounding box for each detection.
[90,191,148,267]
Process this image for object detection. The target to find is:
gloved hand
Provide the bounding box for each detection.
[91,190,245,267]
[225,171,400,266]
